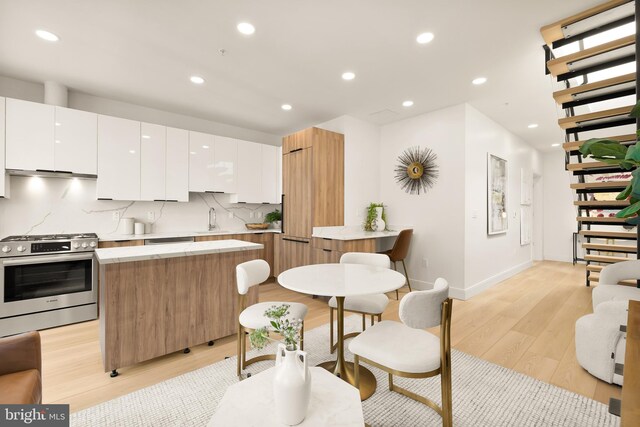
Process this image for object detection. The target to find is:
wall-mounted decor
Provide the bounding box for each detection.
[520,169,532,205]
[394,146,439,195]
[487,153,508,235]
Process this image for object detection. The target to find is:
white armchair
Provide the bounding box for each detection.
[592,260,640,310]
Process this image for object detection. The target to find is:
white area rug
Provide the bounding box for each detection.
[71,316,619,427]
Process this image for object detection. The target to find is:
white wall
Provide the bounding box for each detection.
[316,115,381,226]
[542,150,576,262]
[379,105,467,293]
[463,105,542,298]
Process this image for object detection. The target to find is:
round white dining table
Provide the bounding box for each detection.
[278,263,406,400]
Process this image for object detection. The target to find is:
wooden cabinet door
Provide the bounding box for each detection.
[279,237,312,272]
[312,248,341,265]
[282,128,313,154]
[283,148,312,238]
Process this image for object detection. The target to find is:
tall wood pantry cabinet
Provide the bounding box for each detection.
[275,127,344,275]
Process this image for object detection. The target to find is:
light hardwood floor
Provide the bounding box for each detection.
[39,260,621,412]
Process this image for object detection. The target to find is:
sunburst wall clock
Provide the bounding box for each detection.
[394,146,439,195]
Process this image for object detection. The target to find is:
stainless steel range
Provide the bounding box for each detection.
[0,233,99,337]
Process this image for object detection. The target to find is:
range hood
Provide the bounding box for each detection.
[7,169,97,180]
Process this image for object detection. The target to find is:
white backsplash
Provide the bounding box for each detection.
[0,176,281,238]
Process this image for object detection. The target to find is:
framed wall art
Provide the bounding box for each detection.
[487,153,508,235]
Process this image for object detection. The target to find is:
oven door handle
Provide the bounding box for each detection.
[1,252,95,266]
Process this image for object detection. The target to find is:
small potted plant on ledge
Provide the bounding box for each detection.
[265,209,282,229]
[250,304,310,425]
[363,202,388,231]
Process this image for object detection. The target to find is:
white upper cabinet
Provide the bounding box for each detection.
[0,97,8,198]
[140,122,166,201]
[261,144,278,204]
[212,136,237,193]
[97,115,141,200]
[188,131,214,193]
[5,98,55,171]
[54,106,97,175]
[166,127,189,202]
[236,139,262,203]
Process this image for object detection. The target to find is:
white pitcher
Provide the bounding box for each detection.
[273,343,311,425]
[371,206,386,231]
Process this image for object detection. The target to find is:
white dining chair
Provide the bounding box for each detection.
[236,259,308,377]
[349,279,453,426]
[328,252,391,354]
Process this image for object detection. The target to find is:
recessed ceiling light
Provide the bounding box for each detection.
[237,22,255,35]
[129,150,136,154]
[202,145,209,149]
[402,100,414,107]
[281,104,292,111]
[55,140,61,144]
[35,29,59,42]
[142,135,150,139]
[190,75,205,85]
[528,123,539,129]
[190,151,196,155]
[551,143,560,147]
[342,72,356,81]
[55,122,61,126]
[416,32,434,44]
[472,77,487,85]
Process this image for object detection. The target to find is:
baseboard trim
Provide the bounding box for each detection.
[463,260,534,300]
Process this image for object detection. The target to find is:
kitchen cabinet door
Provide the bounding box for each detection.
[277,146,282,202]
[236,139,262,203]
[188,131,214,192]
[54,106,97,175]
[283,148,312,238]
[97,115,141,200]
[212,136,237,193]
[140,122,167,201]
[5,98,55,171]
[166,127,189,202]
[0,97,8,198]
[279,237,312,272]
[261,144,278,204]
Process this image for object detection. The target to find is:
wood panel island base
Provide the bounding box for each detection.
[96,240,263,376]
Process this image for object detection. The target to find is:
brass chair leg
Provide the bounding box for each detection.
[236,323,243,377]
[401,259,412,292]
[441,357,453,427]
[354,355,360,387]
[300,321,305,351]
[378,314,382,322]
[392,261,400,300]
[362,314,366,331]
[370,314,374,326]
[329,307,334,354]
[241,328,247,370]
[388,373,394,391]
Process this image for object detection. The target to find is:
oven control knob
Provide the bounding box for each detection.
[1,246,10,253]
[73,242,80,249]
[17,245,26,252]
[81,242,88,249]
[89,241,97,248]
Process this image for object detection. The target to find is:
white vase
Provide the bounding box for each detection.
[371,206,386,231]
[273,343,311,426]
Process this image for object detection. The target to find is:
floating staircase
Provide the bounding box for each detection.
[541,0,639,287]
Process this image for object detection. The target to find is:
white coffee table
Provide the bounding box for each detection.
[278,263,406,400]
[208,367,364,426]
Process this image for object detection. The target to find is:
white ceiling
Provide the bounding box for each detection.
[0,0,606,151]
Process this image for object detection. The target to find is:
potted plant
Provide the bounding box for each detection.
[579,101,640,224]
[265,209,282,229]
[250,305,310,425]
[363,202,388,231]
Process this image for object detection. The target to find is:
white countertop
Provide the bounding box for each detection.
[98,229,280,242]
[278,263,406,297]
[312,225,408,241]
[95,239,263,264]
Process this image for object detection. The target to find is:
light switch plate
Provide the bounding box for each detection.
[112,211,120,221]
[147,211,155,221]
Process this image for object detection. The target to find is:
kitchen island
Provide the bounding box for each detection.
[96,239,263,376]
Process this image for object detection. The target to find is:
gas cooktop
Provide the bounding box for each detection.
[1,233,98,242]
[0,233,99,257]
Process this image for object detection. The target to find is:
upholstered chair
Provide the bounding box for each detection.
[0,331,42,404]
[349,279,453,426]
[327,252,391,353]
[382,229,413,299]
[236,259,308,377]
[592,260,640,310]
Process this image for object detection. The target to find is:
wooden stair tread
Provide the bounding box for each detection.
[583,242,637,252]
[558,105,633,129]
[540,0,633,45]
[574,200,630,207]
[563,134,636,152]
[588,272,638,286]
[587,264,604,272]
[567,161,622,171]
[570,181,630,189]
[553,73,636,104]
[577,216,628,223]
[580,230,637,239]
[585,254,633,263]
[547,35,635,77]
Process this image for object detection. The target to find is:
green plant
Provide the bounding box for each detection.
[580,101,640,225]
[249,304,302,351]
[264,209,282,223]
[363,202,388,231]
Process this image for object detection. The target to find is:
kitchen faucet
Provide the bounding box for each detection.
[208,207,217,231]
